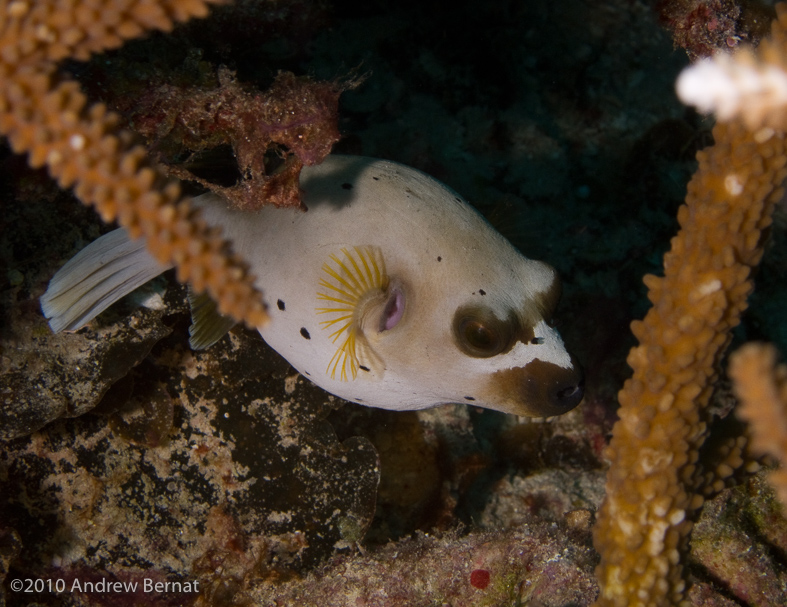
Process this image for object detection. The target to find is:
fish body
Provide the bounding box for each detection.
[42,156,583,416]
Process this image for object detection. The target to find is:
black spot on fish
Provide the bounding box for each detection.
[359,365,370,372]
[464,396,476,401]
[300,328,310,339]
[277,299,285,311]
[373,176,380,181]
[437,256,442,262]
[341,182,353,190]
[455,197,462,203]
[479,289,486,296]
[531,337,545,345]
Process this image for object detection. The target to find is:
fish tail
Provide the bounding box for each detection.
[41,228,172,333]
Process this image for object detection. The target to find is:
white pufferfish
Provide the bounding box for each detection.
[41,155,584,417]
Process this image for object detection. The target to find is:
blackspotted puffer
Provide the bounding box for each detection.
[42,155,584,417]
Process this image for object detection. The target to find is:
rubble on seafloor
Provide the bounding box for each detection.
[1,312,380,606]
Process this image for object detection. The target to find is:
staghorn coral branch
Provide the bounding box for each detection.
[0,0,214,63]
[592,9,787,600]
[729,342,787,506]
[677,4,787,133]
[0,0,269,329]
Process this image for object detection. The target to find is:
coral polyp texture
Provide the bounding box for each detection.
[0,0,268,328]
[592,63,787,607]
[729,342,787,506]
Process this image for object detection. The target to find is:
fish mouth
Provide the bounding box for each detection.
[523,358,584,415]
[489,356,585,417]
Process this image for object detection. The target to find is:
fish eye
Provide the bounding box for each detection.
[462,319,497,349]
[453,307,511,358]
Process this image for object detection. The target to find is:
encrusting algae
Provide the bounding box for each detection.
[0,0,268,328]
[593,6,787,607]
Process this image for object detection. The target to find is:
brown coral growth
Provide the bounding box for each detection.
[729,342,787,506]
[0,0,269,328]
[592,117,787,605]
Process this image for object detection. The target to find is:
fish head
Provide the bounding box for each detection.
[384,253,584,417]
[315,242,583,417]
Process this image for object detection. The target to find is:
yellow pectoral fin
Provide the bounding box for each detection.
[316,246,388,381]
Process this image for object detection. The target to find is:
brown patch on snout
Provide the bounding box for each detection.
[488,357,584,417]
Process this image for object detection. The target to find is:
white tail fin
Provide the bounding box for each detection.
[41,229,172,333]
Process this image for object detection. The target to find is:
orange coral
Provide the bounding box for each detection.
[0,0,268,328]
[592,117,787,605]
[729,342,787,505]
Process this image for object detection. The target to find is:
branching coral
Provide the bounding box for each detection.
[729,342,787,505]
[678,4,787,132]
[592,10,787,600]
[0,0,268,328]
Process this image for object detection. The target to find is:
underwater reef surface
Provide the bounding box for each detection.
[2,0,787,605]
